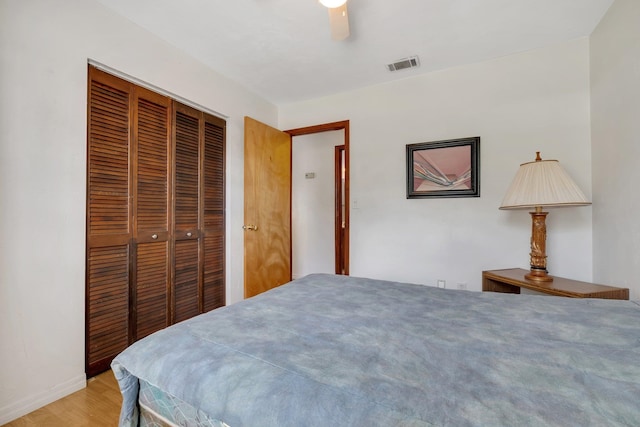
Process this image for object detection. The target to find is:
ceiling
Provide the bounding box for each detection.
[95,0,614,105]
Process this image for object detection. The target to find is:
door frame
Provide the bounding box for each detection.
[285,120,350,275]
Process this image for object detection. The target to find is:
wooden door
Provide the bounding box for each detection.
[201,116,226,311]
[173,104,201,322]
[87,66,226,376]
[172,103,226,320]
[244,117,292,298]
[86,69,132,375]
[86,70,172,372]
[131,88,172,341]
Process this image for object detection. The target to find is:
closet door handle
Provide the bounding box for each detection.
[151,234,158,240]
[186,232,192,237]
[243,225,258,231]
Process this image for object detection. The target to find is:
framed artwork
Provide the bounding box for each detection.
[406,136,480,199]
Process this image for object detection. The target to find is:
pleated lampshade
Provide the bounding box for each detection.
[500,154,591,209]
[319,0,347,7]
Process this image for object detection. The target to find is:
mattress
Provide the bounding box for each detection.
[112,273,640,426]
[138,379,228,427]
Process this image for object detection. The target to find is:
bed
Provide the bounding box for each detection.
[112,273,640,426]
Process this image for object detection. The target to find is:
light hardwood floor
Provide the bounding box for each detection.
[4,370,121,427]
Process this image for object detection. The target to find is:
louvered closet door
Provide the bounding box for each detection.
[86,68,132,375]
[172,104,226,319]
[202,115,226,311]
[173,104,201,322]
[87,66,225,376]
[133,88,172,340]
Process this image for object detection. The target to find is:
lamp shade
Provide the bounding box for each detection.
[319,0,347,8]
[500,154,591,209]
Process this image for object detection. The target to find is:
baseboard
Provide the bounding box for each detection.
[0,373,86,424]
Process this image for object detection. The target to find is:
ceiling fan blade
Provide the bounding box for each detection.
[328,3,350,41]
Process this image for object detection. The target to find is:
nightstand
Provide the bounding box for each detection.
[482,268,629,300]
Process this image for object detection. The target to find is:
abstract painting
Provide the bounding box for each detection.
[406,137,480,198]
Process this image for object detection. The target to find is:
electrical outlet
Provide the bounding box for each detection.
[456,282,467,290]
[437,280,446,289]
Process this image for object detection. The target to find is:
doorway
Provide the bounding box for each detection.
[286,121,349,276]
[243,118,349,298]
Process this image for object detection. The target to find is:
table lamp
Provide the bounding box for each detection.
[500,152,591,282]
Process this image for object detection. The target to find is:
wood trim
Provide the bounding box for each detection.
[334,145,345,274]
[286,120,350,135]
[343,121,350,275]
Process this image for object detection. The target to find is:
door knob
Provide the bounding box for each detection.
[186,232,192,237]
[242,224,258,231]
[151,234,158,240]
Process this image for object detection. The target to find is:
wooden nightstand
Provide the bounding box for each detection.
[482,268,629,300]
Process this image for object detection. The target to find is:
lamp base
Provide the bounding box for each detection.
[526,208,554,282]
[525,268,553,282]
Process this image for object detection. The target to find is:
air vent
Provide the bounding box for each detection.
[386,56,420,72]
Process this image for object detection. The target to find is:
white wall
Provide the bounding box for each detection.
[590,0,640,299]
[292,132,343,278]
[0,0,277,422]
[280,38,593,290]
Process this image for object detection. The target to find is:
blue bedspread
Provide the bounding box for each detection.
[112,274,640,426]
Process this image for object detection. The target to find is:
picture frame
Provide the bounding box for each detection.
[406,136,480,199]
